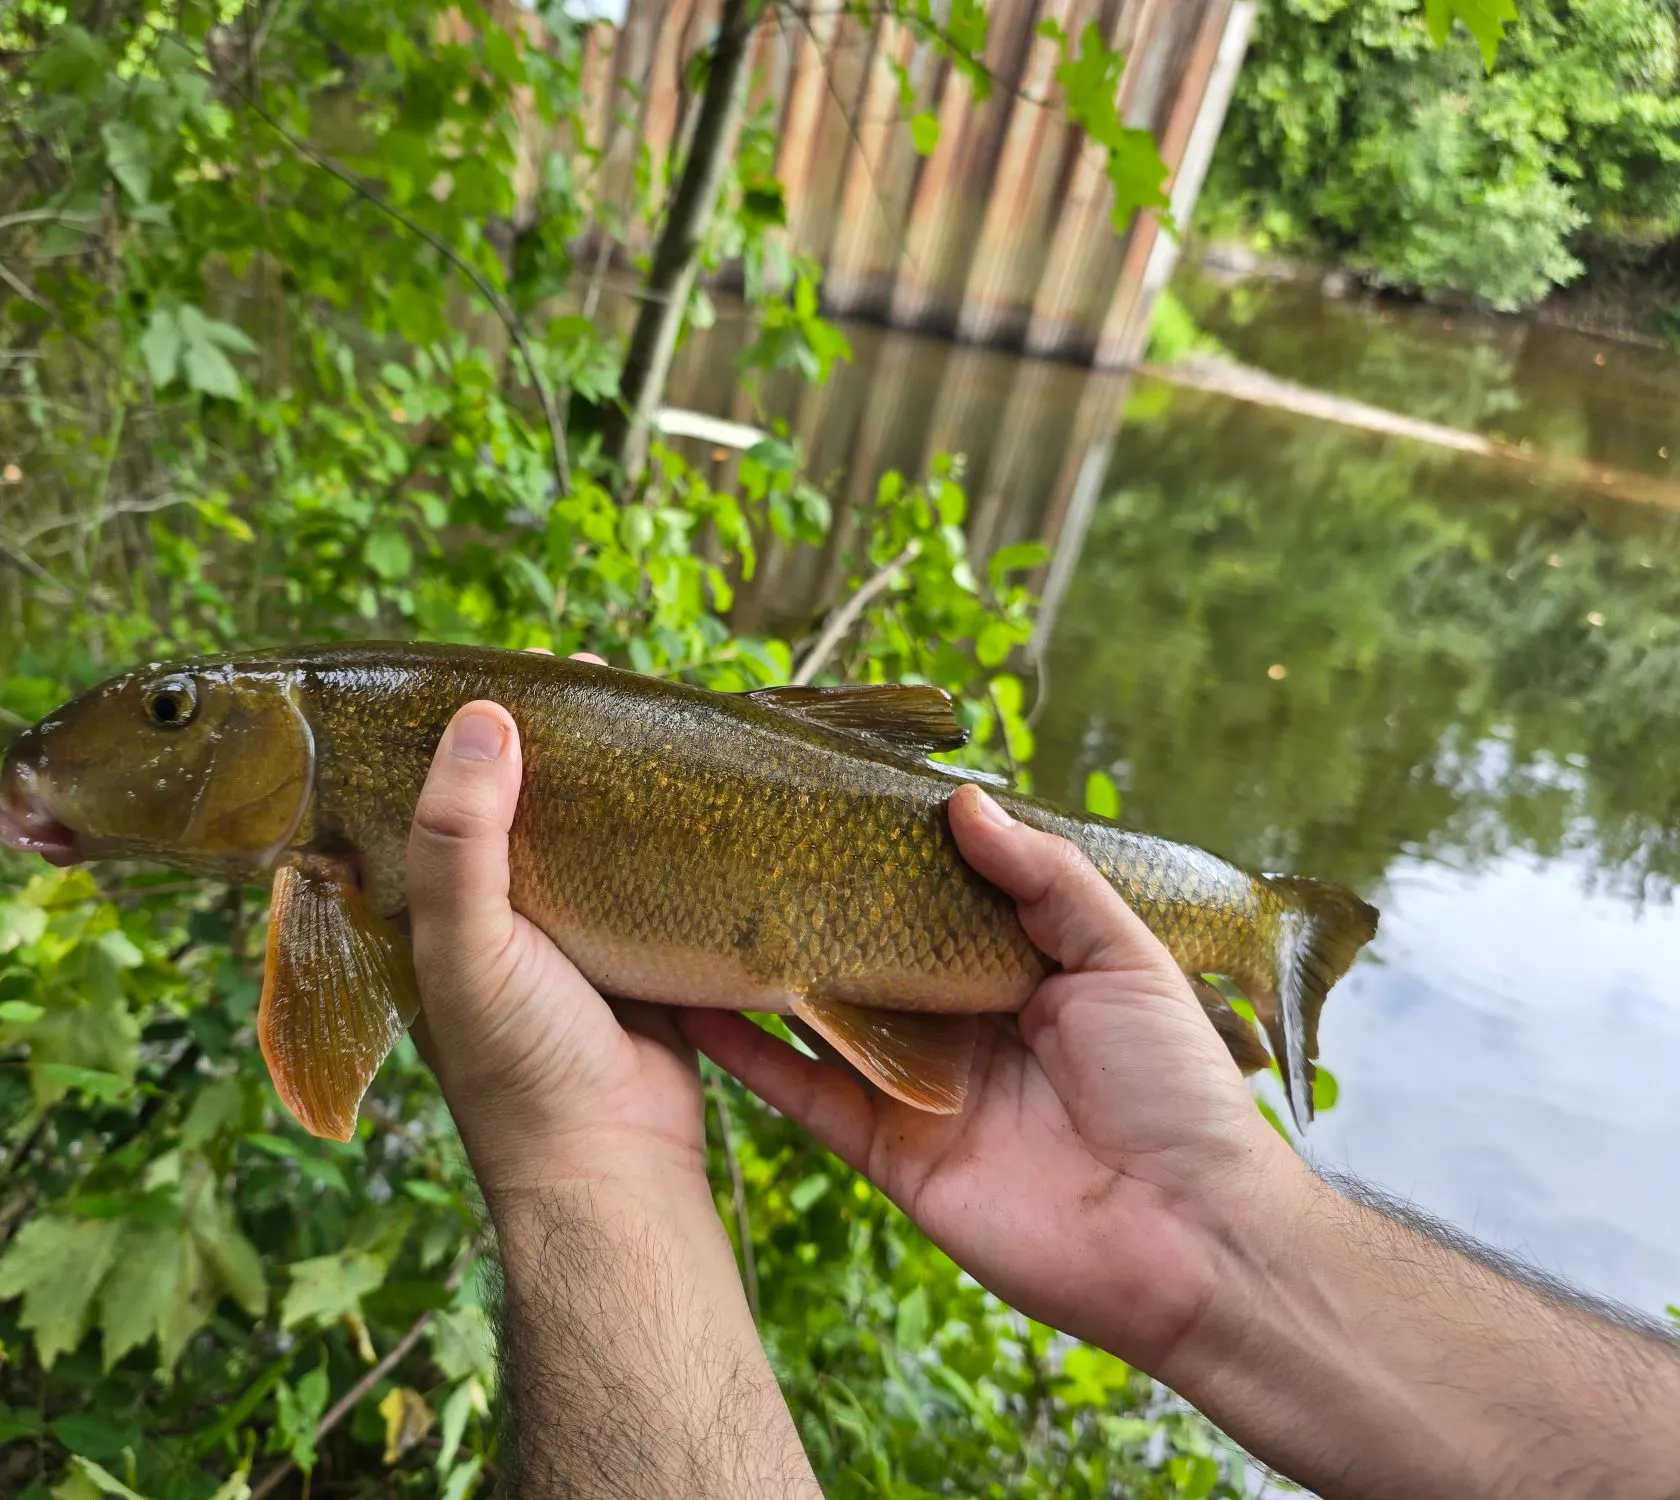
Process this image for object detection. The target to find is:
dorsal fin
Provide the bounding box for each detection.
[747,683,969,754]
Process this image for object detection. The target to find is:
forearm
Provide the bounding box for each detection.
[488,1175,821,1500]
[1164,1159,1680,1500]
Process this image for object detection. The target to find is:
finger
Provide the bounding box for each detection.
[609,996,693,1055]
[679,1010,879,1174]
[947,783,1174,977]
[407,702,522,986]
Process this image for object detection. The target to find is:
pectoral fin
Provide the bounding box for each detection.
[792,998,977,1113]
[258,859,419,1142]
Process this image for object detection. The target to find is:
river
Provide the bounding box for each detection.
[665,272,1680,1318]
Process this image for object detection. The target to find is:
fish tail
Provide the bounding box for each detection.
[1252,875,1379,1131]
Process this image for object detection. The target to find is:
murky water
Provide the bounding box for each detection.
[668,282,1680,1316]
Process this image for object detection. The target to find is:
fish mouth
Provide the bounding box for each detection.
[0,760,81,866]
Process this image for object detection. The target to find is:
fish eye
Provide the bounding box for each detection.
[142,676,199,729]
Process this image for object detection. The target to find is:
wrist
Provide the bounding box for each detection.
[1149,1133,1327,1402]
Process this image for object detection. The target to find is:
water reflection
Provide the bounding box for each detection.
[1179,271,1680,482]
[669,295,1680,1312]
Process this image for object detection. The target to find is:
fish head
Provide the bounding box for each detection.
[0,659,316,874]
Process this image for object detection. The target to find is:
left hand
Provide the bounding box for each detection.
[405,655,707,1209]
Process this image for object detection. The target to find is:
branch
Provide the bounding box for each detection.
[249,1235,487,1500]
[707,1076,760,1325]
[192,50,572,499]
[791,537,920,684]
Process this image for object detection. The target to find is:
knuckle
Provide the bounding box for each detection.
[411,788,502,849]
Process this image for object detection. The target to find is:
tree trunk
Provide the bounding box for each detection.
[602,0,759,490]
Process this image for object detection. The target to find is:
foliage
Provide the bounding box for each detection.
[0,1,1254,1496]
[1207,0,1680,308]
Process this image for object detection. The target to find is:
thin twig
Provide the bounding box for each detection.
[707,1076,760,1325]
[178,42,572,499]
[0,537,75,600]
[0,210,100,233]
[0,256,47,311]
[249,1235,488,1500]
[250,0,287,64]
[791,537,920,684]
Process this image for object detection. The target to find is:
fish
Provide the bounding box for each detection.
[0,642,1377,1140]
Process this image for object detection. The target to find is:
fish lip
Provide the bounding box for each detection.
[0,760,81,866]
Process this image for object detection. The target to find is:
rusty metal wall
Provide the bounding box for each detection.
[579,0,1256,369]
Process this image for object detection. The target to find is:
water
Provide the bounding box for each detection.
[667,280,1680,1317]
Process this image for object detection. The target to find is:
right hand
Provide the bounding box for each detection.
[681,782,1311,1376]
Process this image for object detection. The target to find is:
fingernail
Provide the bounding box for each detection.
[972,789,1013,828]
[449,710,505,761]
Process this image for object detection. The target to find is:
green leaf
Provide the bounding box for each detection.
[1423,0,1517,70]
[51,1457,147,1500]
[47,1416,138,1463]
[739,184,787,230]
[364,529,414,581]
[440,1457,484,1500]
[1167,1452,1219,1500]
[281,1249,387,1329]
[1083,770,1121,820]
[34,1065,130,1105]
[788,1173,830,1212]
[141,309,183,389]
[96,1226,189,1370]
[987,540,1049,585]
[975,619,1017,668]
[894,1285,928,1347]
[171,307,253,398]
[182,342,242,400]
[429,1305,496,1382]
[910,111,940,156]
[31,25,110,96]
[273,1369,328,1472]
[745,437,798,475]
[101,122,153,204]
[1056,1343,1131,1407]
[1053,22,1170,227]
[1313,1065,1340,1114]
[0,1000,44,1024]
[0,1216,125,1368]
[435,1379,483,1474]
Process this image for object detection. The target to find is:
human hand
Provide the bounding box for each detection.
[405,658,707,1213]
[682,782,1310,1377]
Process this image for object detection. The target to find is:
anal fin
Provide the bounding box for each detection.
[1191,978,1271,1076]
[259,858,419,1142]
[792,998,977,1114]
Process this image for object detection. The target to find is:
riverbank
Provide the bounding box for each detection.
[1191,240,1680,353]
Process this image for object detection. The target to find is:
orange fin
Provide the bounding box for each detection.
[792,998,977,1113]
[258,859,419,1142]
[1191,978,1271,1076]
[748,684,969,754]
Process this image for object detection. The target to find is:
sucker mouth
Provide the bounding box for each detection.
[0,762,80,866]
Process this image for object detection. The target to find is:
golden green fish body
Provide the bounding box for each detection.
[293,645,1260,1011]
[0,642,1377,1123]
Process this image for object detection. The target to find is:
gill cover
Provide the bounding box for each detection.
[179,675,316,868]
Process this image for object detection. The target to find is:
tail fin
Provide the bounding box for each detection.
[1255,875,1379,1131]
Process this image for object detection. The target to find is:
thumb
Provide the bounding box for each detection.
[406,702,522,1002]
[946,783,1176,980]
